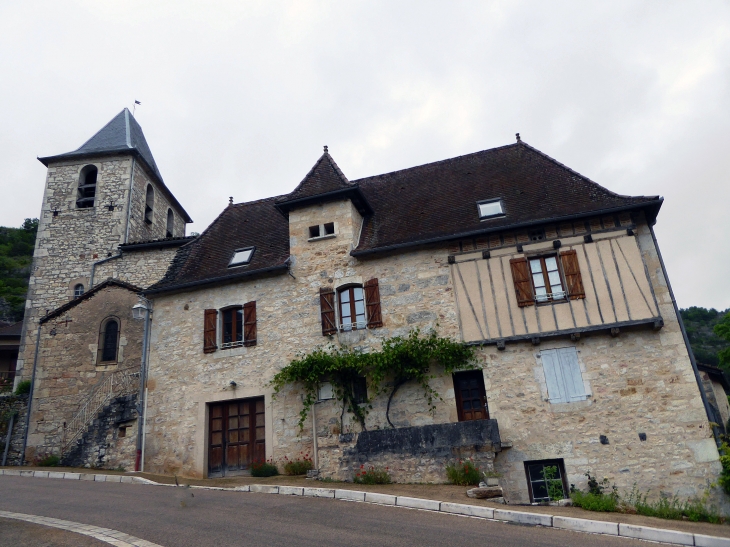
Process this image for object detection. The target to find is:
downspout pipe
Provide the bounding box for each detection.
[649,225,720,445]
[20,324,42,466]
[134,298,152,472]
[89,253,123,289]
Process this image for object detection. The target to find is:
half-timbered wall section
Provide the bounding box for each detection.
[452,218,661,345]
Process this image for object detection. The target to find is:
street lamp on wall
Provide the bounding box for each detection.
[132,301,149,320]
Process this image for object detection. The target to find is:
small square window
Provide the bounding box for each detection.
[229,247,254,267]
[477,199,504,219]
[324,222,335,236]
[309,225,321,238]
[118,426,127,438]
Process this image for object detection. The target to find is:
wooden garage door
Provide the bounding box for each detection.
[453,370,489,421]
[208,397,265,477]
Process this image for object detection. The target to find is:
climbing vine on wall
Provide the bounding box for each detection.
[270,329,478,431]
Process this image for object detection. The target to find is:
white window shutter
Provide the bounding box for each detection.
[557,347,586,402]
[541,349,568,403]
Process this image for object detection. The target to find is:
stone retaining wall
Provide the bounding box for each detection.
[0,393,28,465]
[62,394,138,470]
[317,420,501,483]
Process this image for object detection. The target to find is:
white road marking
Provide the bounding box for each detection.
[0,510,164,547]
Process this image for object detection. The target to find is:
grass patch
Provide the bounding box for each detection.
[571,473,724,524]
[250,461,279,477]
[445,459,482,486]
[353,465,391,485]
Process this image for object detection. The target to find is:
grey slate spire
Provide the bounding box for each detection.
[39,108,163,182]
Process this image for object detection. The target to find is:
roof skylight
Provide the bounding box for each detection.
[477,199,504,219]
[229,247,255,267]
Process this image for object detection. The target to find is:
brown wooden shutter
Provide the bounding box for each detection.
[560,249,586,300]
[204,309,218,353]
[319,288,337,335]
[364,278,383,328]
[243,301,257,346]
[509,257,535,307]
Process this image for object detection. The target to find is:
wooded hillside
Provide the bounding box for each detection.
[0,218,38,323]
[681,306,730,370]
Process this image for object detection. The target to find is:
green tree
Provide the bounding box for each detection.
[715,311,730,368]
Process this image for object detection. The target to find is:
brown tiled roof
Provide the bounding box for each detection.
[278,150,352,202]
[147,141,662,294]
[275,150,372,216]
[146,197,291,294]
[0,321,23,338]
[352,142,661,255]
[40,279,143,323]
[120,235,197,252]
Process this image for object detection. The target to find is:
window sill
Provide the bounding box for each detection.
[221,341,256,350]
[96,363,119,372]
[308,234,337,242]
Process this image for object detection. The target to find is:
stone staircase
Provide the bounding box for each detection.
[62,369,138,454]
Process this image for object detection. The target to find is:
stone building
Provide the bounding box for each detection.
[17,110,723,505]
[16,109,193,466]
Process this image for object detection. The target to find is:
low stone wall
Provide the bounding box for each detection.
[318,420,501,483]
[0,393,28,466]
[62,394,138,471]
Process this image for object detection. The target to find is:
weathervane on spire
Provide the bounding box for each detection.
[133,100,141,116]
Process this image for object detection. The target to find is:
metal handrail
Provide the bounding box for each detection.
[61,369,139,453]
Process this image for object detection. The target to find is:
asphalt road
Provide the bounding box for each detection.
[0,476,650,547]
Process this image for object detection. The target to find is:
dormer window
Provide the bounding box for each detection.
[477,199,504,220]
[308,222,336,241]
[229,247,254,267]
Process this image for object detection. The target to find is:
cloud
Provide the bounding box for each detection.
[0,0,728,307]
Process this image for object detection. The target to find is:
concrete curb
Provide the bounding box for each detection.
[4,469,730,546]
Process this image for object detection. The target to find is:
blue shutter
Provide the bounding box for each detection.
[541,349,568,403]
[557,347,586,402]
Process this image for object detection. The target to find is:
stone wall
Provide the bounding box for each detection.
[486,218,722,504]
[62,394,138,470]
[126,163,186,243]
[0,394,28,466]
[26,284,144,458]
[94,246,183,290]
[144,198,458,477]
[317,420,501,483]
[142,200,722,508]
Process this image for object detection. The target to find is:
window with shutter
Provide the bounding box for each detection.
[559,250,586,300]
[364,278,383,328]
[222,307,243,348]
[540,347,586,404]
[509,258,535,307]
[243,301,257,347]
[319,288,337,336]
[338,286,366,331]
[204,309,218,353]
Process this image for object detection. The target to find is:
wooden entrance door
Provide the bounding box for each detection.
[453,370,488,421]
[208,397,265,477]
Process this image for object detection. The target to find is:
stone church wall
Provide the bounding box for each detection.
[26,285,144,459]
[126,162,187,243]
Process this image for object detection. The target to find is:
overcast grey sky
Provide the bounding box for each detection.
[1,1,728,309]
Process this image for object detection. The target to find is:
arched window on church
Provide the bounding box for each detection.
[74,284,84,298]
[144,184,154,225]
[77,165,97,208]
[166,209,174,238]
[98,318,120,363]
